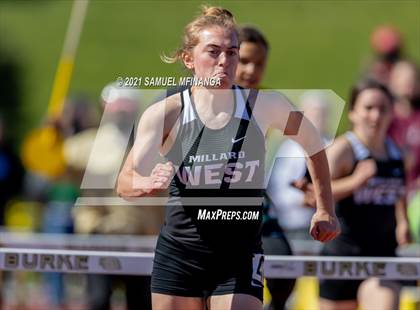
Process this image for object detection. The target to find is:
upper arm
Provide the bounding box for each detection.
[129,95,181,176]
[326,137,354,180]
[253,91,293,135]
[129,103,166,176]
[255,91,326,157]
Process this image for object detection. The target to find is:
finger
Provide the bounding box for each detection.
[164,161,174,169]
[152,165,165,175]
[323,231,337,242]
[152,166,173,177]
[300,177,310,190]
[152,175,167,183]
[142,179,155,192]
[317,223,336,242]
[157,176,169,183]
[153,182,164,188]
[159,165,174,173]
[156,170,171,177]
[309,197,317,208]
[291,179,306,190]
[310,224,319,240]
[316,230,329,242]
[156,162,173,169]
[143,178,155,189]
[323,233,335,242]
[155,163,165,169]
[152,176,166,184]
[162,162,174,168]
[304,201,316,209]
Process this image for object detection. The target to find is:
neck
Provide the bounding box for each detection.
[394,97,412,118]
[191,86,234,113]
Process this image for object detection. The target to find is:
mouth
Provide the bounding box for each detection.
[367,124,382,131]
[242,78,256,85]
[240,74,256,83]
[214,72,229,77]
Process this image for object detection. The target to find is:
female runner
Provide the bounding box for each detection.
[319,80,410,310]
[118,6,339,310]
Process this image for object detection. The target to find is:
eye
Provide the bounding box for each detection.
[227,50,237,56]
[208,50,219,56]
[380,105,389,113]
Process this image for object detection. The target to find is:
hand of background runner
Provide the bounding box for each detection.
[309,210,341,242]
[292,178,316,208]
[352,159,377,187]
[396,222,412,246]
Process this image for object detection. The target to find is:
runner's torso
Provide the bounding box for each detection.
[336,131,405,251]
[162,86,266,253]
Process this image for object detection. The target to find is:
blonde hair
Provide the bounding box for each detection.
[161,5,237,65]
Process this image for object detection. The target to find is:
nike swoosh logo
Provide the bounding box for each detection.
[232,136,246,143]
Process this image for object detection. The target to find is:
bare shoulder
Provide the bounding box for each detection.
[326,135,355,177]
[328,135,353,157]
[252,90,293,133]
[139,92,182,134]
[255,90,291,110]
[163,92,183,114]
[143,93,182,120]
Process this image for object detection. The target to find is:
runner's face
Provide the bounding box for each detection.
[187,26,239,88]
[350,89,393,139]
[390,64,418,100]
[235,42,267,89]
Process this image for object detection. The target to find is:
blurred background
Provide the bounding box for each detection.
[0,0,419,309]
[1,0,419,143]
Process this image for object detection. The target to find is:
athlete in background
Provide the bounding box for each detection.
[319,80,410,310]
[235,25,296,310]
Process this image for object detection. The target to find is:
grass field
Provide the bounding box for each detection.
[0,0,419,143]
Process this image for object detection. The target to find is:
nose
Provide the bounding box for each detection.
[244,63,256,75]
[218,52,228,67]
[370,108,381,121]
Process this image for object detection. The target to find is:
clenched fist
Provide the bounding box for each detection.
[310,210,341,242]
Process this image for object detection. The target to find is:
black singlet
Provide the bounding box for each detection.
[335,131,406,252]
[161,86,266,253]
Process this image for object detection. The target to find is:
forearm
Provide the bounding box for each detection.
[117,141,162,198]
[395,198,409,226]
[117,167,151,197]
[331,175,363,202]
[306,150,334,214]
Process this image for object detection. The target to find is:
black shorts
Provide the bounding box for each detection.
[151,232,264,302]
[319,237,396,301]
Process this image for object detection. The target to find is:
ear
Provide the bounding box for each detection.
[182,51,194,70]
